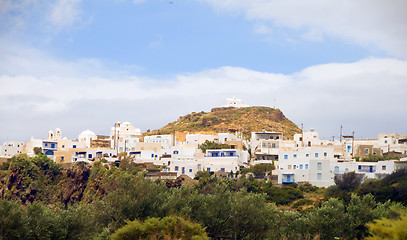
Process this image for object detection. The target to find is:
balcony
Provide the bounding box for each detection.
[205,150,238,158]
[43,141,58,150]
[358,166,376,173]
[282,173,295,184]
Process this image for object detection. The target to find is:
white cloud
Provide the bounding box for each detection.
[253,24,273,35]
[198,0,407,58]
[0,42,406,141]
[48,0,82,28]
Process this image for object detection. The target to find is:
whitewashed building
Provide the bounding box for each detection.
[0,141,25,157]
[223,97,250,108]
[144,135,176,149]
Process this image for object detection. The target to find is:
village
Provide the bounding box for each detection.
[1,98,407,188]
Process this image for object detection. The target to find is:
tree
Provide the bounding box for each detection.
[325,171,362,202]
[33,147,42,155]
[111,216,209,240]
[250,163,274,178]
[0,200,28,240]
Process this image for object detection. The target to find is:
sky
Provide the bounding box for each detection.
[0,0,406,143]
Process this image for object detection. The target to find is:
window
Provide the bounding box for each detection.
[62,145,65,148]
[305,164,309,169]
[272,143,276,148]
[299,164,303,169]
[45,143,48,147]
[221,168,225,172]
[345,168,349,173]
[317,162,322,170]
[88,154,92,159]
[288,165,292,169]
[358,165,361,170]
[284,155,288,159]
[365,149,369,154]
[382,165,386,170]
[315,153,319,158]
[73,145,76,148]
[306,154,309,157]
[384,140,387,144]
[324,152,327,157]
[317,173,322,180]
[175,166,179,171]
[207,168,211,172]
[270,136,274,139]
[189,169,192,173]
[276,136,280,139]
[293,154,297,158]
[151,154,154,158]
[334,166,339,174]
[173,150,179,154]
[61,156,64,161]
[182,167,185,174]
[293,165,296,169]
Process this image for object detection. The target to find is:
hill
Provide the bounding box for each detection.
[147,106,301,140]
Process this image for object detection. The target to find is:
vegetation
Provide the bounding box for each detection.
[362,154,400,162]
[1,155,407,239]
[199,140,231,153]
[356,169,407,205]
[146,106,301,140]
[366,209,407,240]
[325,171,362,203]
[111,216,209,240]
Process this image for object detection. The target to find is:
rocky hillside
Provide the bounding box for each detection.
[147,106,301,140]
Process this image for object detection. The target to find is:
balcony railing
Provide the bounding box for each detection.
[282,179,295,184]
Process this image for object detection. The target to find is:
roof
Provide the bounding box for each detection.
[79,129,96,137]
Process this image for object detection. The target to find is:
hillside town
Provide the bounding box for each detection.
[1,99,406,188]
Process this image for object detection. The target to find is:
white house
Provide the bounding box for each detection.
[275,147,335,187]
[144,135,176,149]
[110,121,142,150]
[78,129,97,148]
[0,141,25,157]
[251,130,283,161]
[223,97,250,108]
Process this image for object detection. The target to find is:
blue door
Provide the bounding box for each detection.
[287,175,291,182]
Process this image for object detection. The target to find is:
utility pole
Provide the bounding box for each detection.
[114,123,117,150]
[116,131,120,156]
[352,131,355,158]
[301,123,304,147]
[340,125,343,143]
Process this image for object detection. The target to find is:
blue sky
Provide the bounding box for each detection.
[0,0,406,142]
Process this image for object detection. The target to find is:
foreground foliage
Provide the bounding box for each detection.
[366,209,407,240]
[1,155,407,239]
[111,216,209,240]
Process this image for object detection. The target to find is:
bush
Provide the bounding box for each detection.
[292,199,314,209]
[111,216,209,240]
